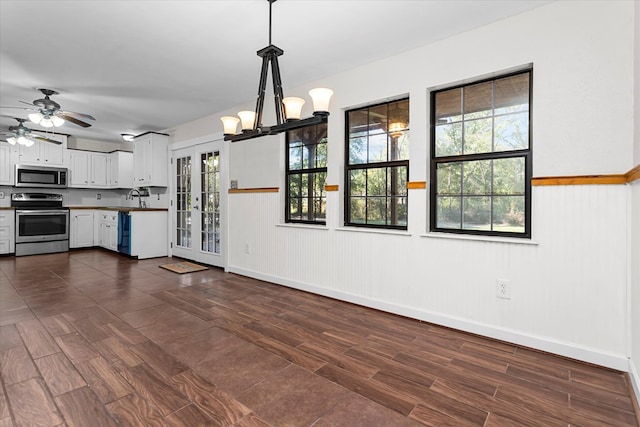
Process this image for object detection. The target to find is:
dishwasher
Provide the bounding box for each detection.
[117,211,131,255]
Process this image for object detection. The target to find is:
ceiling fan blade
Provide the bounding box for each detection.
[57,113,92,128]
[18,100,36,107]
[58,110,95,121]
[32,135,62,145]
[0,106,33,110]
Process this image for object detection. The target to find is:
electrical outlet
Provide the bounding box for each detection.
[96,193,102,200]
[244,243,250,254]
[497,279,511,299]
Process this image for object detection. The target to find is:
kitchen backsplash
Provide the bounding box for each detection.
[0,186,169,208]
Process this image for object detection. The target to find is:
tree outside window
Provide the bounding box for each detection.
[430,70,532,237]
[286,122,327,224]
[345,99,409,229]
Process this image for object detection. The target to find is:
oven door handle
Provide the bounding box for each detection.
[16,210,69,215]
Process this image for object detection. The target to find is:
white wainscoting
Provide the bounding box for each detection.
[228,184,630,370]
[630,180,640,399]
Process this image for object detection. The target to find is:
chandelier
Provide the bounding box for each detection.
[221,0,333,142]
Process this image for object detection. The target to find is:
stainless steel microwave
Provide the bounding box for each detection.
[15,165,68,188]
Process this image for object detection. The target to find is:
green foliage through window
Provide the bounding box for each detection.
[431,70,531,237]
[286,122,327,223]
[345,98,409,229]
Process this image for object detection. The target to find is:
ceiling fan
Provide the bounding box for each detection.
[0,118,62,147]
[2,88,95,128]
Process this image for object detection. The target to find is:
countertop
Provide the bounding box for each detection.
[68,206,168,212]
[0,206,168,211]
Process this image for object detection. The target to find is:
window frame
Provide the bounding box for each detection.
[285,121,328,225]
[344,98,410,230]
[429,69,533,238]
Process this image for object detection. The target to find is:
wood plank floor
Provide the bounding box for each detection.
[0,249,638,426]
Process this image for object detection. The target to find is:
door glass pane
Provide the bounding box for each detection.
[176,156,191,248]
[201,151,220,254]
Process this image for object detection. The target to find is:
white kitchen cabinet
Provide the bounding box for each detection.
[68,150,90,187]
[130,210,167,258]
[133,132,168,187]
[68,150,108,188]
[108,151,133,188]
[90,153,108,187]
[70,210,95,248]
[0,210,15,254]
[0,144,15,185]
[98,211,118,251]
[16,134,67,167]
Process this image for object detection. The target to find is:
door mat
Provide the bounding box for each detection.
[159,261,208,274]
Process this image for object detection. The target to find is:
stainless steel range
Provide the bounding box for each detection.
[11,193,69,256]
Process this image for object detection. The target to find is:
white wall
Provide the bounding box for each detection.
[631,181,640,400]
[629,0,640,403]
[170,1,636,371]
[68,137,132,153]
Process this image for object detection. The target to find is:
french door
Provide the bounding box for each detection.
[171,140,226,268]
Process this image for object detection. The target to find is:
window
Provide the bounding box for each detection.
[286,122,327,224]
[345,98,409,229]
[430,70,532,237]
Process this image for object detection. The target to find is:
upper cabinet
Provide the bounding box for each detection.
[133,132,168,187]
[0,144,15,185]
[68,150,91,187]
[108,151,133,188]
[16,133,67,167]
[68,149,134,189]
[67,150,108,188]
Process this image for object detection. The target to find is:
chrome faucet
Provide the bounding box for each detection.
[127,188,143,208]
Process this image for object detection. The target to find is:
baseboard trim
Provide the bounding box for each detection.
[228,265,629,371]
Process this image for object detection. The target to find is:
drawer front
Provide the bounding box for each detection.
[0,239,9,254]
[0,226,10,239]
[0,213,14,226]
[100,213,118,224]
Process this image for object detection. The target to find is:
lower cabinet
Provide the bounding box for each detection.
[70,210,95,248]
[130,211,167,259]
[0,210,15,254]
[68,208,168,258]
[98,211,119,252]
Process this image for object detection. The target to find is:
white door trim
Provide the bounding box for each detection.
[168,134,229,270]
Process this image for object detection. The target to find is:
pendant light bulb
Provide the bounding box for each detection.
[220,116,240,135]
[282,97,305,121]
[309,88,333,114]
[7,137,17,145]
[238,111,257,131]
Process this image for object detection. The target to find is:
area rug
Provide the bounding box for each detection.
[159,261,208,274]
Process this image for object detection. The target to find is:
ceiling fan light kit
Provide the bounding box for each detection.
[1,88,94,147]
[1,118,62,146]
[222,0,333,142]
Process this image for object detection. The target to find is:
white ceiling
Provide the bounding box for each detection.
[0,0,552,145]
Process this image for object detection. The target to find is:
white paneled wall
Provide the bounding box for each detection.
[631,181,640,395]
[228,183,629,369]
